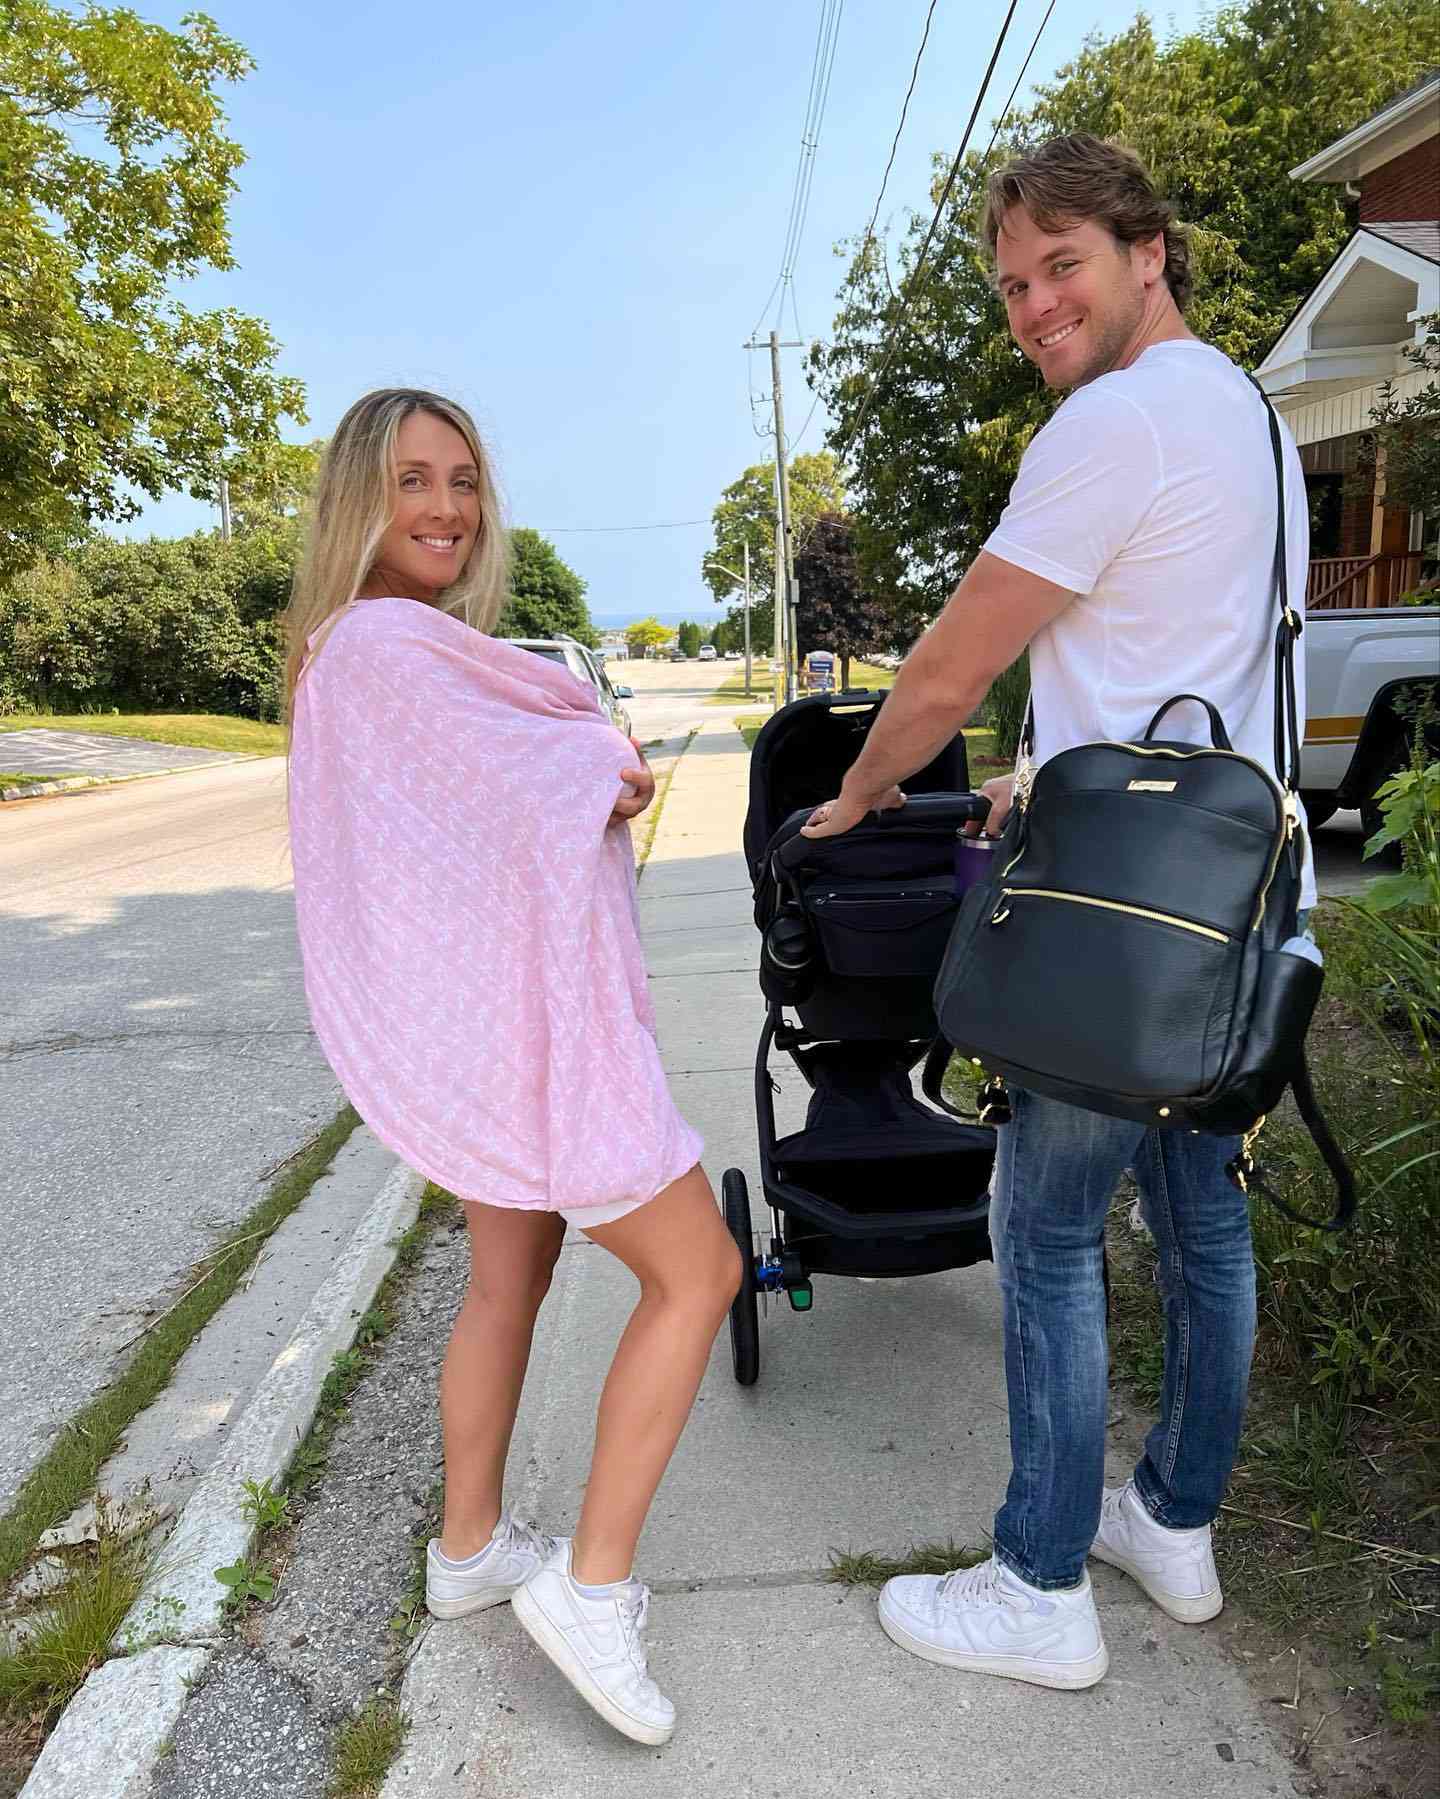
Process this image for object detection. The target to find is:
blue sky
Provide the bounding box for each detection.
[129,1,1210,622]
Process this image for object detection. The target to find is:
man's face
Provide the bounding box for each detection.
[995,208,1162,390]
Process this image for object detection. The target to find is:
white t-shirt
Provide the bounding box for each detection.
[985,338,1314,908]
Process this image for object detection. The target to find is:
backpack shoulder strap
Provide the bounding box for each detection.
[1228,1050,1358,1231]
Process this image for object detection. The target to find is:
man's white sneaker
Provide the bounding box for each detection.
[425,1511,556,1619]
[878,1554,1109,1690]
[511,1539,675,1747]
[1089,1481,1222,1623]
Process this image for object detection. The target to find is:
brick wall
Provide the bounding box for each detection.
[1360,135,1440,222]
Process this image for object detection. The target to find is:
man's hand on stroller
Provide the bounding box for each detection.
[800,782,906,839]
[962,774,1015,839]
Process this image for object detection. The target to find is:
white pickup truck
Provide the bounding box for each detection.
[1301,605,1440,831]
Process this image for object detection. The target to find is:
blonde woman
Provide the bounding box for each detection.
[284,389,740,1748]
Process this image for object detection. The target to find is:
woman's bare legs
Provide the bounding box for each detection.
[571,1164,741,1583]
[437,1203,566,1560]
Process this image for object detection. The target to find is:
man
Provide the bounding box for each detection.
[802,133,1312,1690]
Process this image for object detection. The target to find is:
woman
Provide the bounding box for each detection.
[284,388,740,1748]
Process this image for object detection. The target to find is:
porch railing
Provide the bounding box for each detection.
[1306,552,1424,610]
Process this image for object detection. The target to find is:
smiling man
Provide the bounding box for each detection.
[803,134,1311,1691]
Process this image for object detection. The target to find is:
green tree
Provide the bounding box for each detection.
[1363,315,1440,571]
[675,619,702,658]
[625,616,674,657]
[0,2,308,576]
[810,0,1436,626]
[702,451,846,650]
[498,529,596,645]
[223,439,324,537]
[793,512,895,689]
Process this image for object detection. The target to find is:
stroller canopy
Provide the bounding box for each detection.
[743,689,972,880]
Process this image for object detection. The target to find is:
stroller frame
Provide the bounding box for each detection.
[722,687,998,1385]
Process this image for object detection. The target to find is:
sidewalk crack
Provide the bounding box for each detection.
[649,1568,835,1596]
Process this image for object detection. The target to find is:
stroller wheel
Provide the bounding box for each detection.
[721,1169,760,1386]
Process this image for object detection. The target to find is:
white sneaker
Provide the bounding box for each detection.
[878,1554,1108,1690]
[511,1539,675,1746]
[1090,1481,1222,1623]
[425,1511,556,1619]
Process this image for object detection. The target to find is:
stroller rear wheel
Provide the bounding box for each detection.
[721,1168,760,1386]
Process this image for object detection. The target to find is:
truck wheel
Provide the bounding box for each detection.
[1299,790,1337,831]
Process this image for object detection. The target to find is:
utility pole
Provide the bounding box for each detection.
[218,477,232,544]
[742,538,752,699]
[745,330,805,706]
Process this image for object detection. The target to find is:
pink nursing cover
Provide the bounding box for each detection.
[289,597,702,1211]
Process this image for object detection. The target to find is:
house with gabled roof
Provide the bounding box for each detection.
[1255,71,1438,609]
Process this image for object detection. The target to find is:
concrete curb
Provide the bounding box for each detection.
[18,1155,427,1799]
[0,755,266,803]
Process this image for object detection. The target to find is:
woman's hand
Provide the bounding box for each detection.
[609,744,656,826]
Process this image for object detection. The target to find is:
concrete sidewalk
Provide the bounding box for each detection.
[384,718,1300,1799]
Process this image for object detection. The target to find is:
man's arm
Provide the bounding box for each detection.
[800,551,1075,838]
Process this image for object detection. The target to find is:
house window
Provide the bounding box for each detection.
[1306,474,1345,556]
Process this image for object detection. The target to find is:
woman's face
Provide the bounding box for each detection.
[363,410,483,602]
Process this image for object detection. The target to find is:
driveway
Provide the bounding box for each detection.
[0,728,250,780]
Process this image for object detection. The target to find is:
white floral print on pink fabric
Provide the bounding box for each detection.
[288,597,702,1211]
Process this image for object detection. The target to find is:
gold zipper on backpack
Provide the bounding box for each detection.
[988,887,1231,944]
[1085,743,1294,934]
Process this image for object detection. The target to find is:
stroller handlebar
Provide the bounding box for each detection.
[774,790,991,871]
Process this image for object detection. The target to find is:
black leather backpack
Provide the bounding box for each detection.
[932,379,1355,1230]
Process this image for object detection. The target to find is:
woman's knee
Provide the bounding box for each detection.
[638,1232,742,1317]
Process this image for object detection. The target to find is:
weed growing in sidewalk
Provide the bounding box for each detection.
[239,1477,291,1533]
[213,1558,276,1613]
[0,1500,155,1728]
[328,1696,410,1799]
[828,1541,987,1586]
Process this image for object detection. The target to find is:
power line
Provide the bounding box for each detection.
[790,1,943,469]
[749,0,846,342]
[826,0,1041,476]
[858,0,940,278]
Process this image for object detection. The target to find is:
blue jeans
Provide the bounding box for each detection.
[988,1086,1257,1590]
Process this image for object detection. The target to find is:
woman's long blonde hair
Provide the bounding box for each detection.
[283,388,509,717]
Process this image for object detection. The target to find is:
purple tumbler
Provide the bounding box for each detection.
[954,831,996,900]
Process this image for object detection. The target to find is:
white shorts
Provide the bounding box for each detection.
[559,1191,655,1231]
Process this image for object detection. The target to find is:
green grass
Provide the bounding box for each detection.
[0,771,85,788]
[0,1107,360,1596]
[0,1503,157,1729]
[734,711,1007,785]
[1105,894,1440,1733]
[829,1540,987,1586]
[0,712,284,755]
[328,1698,410,1799]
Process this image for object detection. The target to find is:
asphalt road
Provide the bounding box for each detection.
[611,652,755,745]
[0,760,342,1512]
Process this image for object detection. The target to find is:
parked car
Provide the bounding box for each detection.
[698,644,717,662]
[669,647,688,662]
[724,650,742,660]
[507,635,633,738]
[1300,603,1439,833]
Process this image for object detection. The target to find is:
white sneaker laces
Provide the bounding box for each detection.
[939,1559,1007,1610]
[617,1583,658,1685]
[499,1514,556,1561]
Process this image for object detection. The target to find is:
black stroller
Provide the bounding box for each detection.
[721,688,999,1384]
